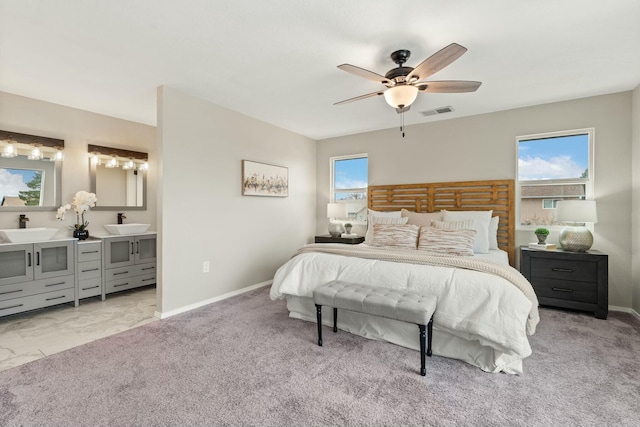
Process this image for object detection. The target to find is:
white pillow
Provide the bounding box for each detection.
[442,210,493,254]
[365,215,408,243]
[431,219,475,230]
[489,216,499,250]
[401,209,443,227]
[371,224,420,249]
[368,209,402,218]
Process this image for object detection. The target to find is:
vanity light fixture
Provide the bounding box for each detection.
[1,140,18,158]
[90,152,101,166]
[137,162,149,171]
[122,159,135,170]
[49,147,64,162]
[28,145,43,160]
[105,156,118,168]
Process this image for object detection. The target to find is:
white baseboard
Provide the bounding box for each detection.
[609,305,640,321]
[153,280,272,320]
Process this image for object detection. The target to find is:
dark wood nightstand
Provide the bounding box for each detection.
[520,247,608,319]
[315,235,365,244]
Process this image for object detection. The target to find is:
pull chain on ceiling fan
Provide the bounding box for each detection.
[334,43,482,137]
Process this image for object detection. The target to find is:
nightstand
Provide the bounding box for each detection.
[315,235,365,244]
[520,247,608,319]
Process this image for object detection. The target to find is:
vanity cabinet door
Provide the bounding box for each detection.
[0,244,34,286]
[33,241,74,280]
[135,235,156,264]
[104,236,135,269]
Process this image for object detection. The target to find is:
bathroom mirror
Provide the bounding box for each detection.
[88,144,147,211]
[0,130,63,211]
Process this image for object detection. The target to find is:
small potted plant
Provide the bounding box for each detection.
[534,227,549,244]
[344,223,353,234]
[56,190,98,240]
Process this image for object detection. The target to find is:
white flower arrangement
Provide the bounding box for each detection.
[56,191,98,231]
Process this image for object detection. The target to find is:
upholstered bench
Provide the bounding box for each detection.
[312,280,437,376]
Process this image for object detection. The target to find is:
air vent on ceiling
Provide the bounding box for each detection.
[421,106,454,117]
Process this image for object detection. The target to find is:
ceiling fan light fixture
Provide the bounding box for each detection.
[384,85,418,109]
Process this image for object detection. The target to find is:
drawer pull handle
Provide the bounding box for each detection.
[551,267,574,273]
[0,303,24,311]
[81,268,100,273]
[142,266,155,271]
[81,285,99,291]
[552,287,574,293]
[114,283,129,288]
[0,289,23,296]
[81,250,99,254]
[45,282,66,287]
[46,295,66,301]
[142,278,155,282]
[113,271,129,276]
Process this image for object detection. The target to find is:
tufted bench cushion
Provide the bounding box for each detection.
[312,280,437,376]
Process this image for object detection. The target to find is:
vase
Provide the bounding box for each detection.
[535,234,547,244]
[73,229,89,240]
[344,226,352,234]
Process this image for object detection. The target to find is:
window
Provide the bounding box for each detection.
[330,154,368,222]
[542,199,561,209]
[517,128,593,227]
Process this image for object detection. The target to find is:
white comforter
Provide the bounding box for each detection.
[270,244,539,374]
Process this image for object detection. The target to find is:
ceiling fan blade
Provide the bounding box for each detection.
[416,80,482,93]
[337,64,392,85]
[395,105,411,114]
[334,90,386,105]
[407,43,468,82]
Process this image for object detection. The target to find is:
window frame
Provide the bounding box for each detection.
[516,128,594,231]
[329,153,368,223]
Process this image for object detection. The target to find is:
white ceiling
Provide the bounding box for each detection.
[1,1,639,140]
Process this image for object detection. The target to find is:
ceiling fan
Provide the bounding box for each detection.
[334,43,481,114]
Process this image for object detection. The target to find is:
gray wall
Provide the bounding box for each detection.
[632,84,640,314]
[317,92,634,309]
[157,86,316,314]
[0,91,157,233]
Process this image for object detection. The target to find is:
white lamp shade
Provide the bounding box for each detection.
[384,85,418,108]
[555,200,597,223]
[327,203,347,218]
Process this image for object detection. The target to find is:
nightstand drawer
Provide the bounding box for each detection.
[531,259,597,282]
[530,277,597,303]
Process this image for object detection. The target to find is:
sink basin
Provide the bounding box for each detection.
[0,228,59,243]
[103,223,151,235]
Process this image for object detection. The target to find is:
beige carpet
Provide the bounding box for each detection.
[1,286,638,427]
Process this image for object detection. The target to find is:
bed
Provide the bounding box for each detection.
[270,180,539,374]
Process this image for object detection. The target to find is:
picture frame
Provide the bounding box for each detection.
[242,160,288,197]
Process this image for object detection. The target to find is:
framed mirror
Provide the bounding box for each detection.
[0,130,63,211]
[88,144,147,210]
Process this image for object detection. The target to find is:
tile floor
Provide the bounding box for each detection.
[0,286,157,372]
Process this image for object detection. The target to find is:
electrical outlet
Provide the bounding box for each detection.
[203,261,210,273]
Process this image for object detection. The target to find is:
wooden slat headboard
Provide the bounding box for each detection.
[368,179,515,266]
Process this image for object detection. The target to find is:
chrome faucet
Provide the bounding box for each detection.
[19,214,29,229]
[117,213,126,224]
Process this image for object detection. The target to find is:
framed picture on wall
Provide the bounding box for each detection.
[242,160,288,197]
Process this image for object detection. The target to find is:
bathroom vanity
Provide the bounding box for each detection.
[0,239,76,316]
[100,232,156,298]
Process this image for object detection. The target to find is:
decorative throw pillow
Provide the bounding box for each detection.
[371,224,420,249]
[368,209,402,218]
[488,216,499,250]
[442,210,493,254]
[365,215,409,243]
[401,209,443,227]
[417,227,476,256]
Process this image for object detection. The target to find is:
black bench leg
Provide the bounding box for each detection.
[427,316,433,357]
[333,307,338,333]
[315,304,323,346]
[419,324,426,376]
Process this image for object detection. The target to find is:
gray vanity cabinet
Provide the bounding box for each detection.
[0,240,75,317]
[75,240,103,303]
[102,233,156,296]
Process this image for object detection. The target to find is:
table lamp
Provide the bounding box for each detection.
[327,203,347,237]
[555,200,597,251]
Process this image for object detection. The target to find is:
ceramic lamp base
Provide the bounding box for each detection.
[328,221,344,238]
[558,225,593,252]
